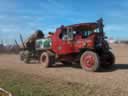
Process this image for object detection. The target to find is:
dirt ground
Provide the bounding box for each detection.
[0,44,128,91]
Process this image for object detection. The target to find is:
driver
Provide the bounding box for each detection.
[74,31,82,39]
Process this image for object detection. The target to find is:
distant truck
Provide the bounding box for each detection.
[20,18,115,72]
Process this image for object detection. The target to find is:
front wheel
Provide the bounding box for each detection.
[40,52,55,67]
[80,51,100,72]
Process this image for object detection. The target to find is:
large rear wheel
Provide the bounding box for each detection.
[80,51,100,72]
[40,52,55,67]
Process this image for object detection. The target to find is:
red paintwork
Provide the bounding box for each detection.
[51,23,98,55]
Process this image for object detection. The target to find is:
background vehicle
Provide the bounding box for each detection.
[20,18,115,72]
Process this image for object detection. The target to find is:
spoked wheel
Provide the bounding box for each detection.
[101,51,115,68]
[40,52,55,67]
[80,51,100,72]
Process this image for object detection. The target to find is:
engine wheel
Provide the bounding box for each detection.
[101,51,115,68]
[40,52,55,67]
[80,51,100,72]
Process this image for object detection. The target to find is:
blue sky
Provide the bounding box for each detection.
[0,0,128,44]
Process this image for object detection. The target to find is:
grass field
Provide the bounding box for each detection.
[0,69,127,96]
[0,44,128,96]
[0,69,96,96]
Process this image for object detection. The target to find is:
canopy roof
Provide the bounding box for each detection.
[64,22,98,31]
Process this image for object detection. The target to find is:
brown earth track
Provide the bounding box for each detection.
[0,44,128,91]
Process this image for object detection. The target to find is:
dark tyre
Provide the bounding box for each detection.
[101,51,115,68]
[80,51,100,72]
[40,52,55,67]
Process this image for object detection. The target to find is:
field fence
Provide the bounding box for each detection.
[0,44,19,54]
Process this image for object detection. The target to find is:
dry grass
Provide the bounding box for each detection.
[0,69,128,96]
[0,44,128,96]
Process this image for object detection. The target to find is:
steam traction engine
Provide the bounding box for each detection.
[21,18,115,72]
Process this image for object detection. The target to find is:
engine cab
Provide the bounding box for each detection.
[51,18,109,55]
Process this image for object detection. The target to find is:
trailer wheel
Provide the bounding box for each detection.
[23,50,30,64]
[40,52,55,67]
[19,51,25,61]
[101,51,115,68]
[24,58,30,64]
[80,51,100,72]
